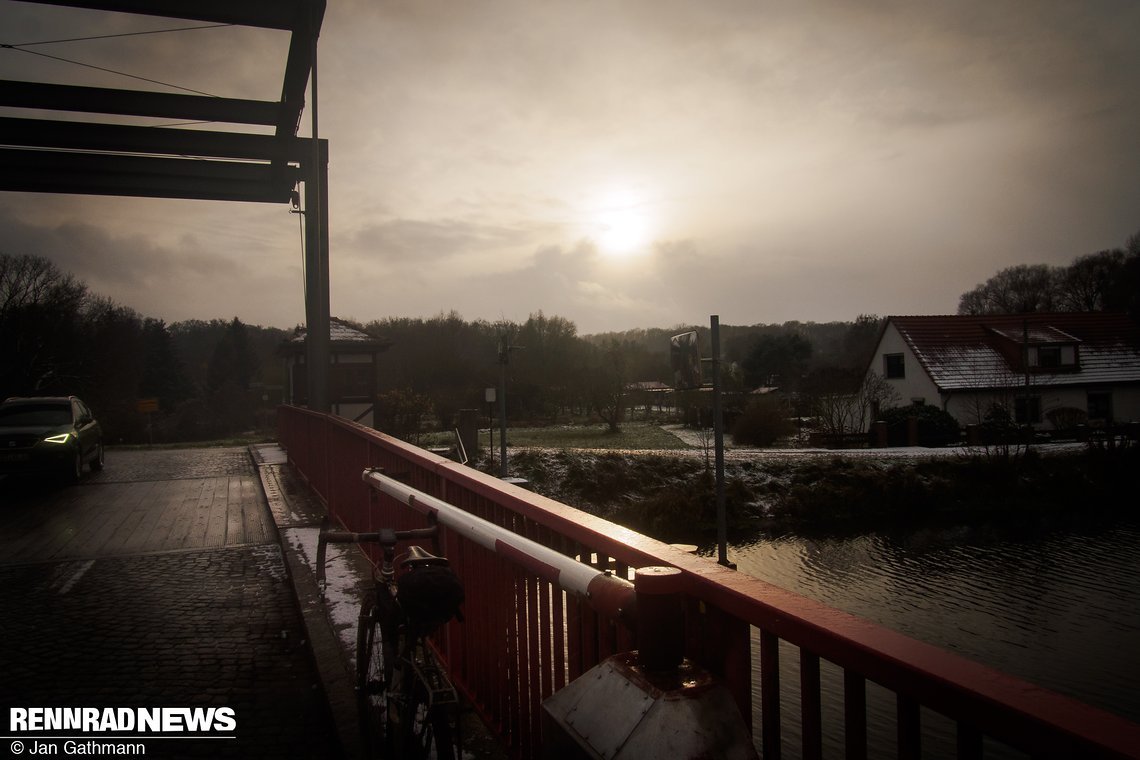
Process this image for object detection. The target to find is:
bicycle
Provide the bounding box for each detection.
[317,517,465,760]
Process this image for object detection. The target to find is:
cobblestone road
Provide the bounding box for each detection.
[0,448,341,759]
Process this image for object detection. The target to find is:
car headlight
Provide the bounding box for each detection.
[43,433,73,444]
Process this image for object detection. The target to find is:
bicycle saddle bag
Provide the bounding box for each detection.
[398,564,465,630]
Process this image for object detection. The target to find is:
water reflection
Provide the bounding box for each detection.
[724,520,1140,758]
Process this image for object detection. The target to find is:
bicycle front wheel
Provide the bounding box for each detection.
[356,602,392,754]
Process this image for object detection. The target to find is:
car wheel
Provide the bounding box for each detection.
[90,442,105,472]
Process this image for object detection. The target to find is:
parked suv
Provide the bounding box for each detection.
[0,396,104,483]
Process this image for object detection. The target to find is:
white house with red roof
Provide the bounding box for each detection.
[866,313,1140,430]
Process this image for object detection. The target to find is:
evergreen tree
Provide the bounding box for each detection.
[140,318,191,410]
[207,317,257,393]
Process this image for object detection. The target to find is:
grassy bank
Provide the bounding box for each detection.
[498,422,690,450]
[509,445,1140,543]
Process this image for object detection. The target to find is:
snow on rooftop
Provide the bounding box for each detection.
[290,318,382,344]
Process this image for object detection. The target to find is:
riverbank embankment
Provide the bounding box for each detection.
[509,442,1138,542]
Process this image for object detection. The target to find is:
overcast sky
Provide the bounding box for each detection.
[2,0,1138,334]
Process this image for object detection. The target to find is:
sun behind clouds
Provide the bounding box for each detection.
[590,185,655,258]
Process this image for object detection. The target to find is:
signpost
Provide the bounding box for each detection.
[136,398,159,446]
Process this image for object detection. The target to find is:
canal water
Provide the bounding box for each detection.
[721,517,1140,759]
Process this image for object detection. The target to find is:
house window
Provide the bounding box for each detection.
[1087,392,1113,422]
[1014,396,1041,425]
[884,353,905,379]
[1029,344,1078,371]
[330,363,374,401]
[1037,346,1061,368]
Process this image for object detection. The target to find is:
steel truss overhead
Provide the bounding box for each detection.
[0,0,326,202]
[0,0,333,411]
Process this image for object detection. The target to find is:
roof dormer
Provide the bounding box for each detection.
[986,324,1081,373]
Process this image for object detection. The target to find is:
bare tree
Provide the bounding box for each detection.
[0,253,87,320]
[1055,249,1127,312]
[958,264,1060,315]
[813,371,899,435]
[586,339,627,433]
[0,253,89,395]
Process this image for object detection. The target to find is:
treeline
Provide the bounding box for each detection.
[1,253,287,443]
[356,311,884,438]
[958,229,1140,317]
[6,226,1135,445]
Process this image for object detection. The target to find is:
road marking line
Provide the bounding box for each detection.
[58,559,95,594]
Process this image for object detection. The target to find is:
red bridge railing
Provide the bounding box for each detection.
[278,405,1140,760]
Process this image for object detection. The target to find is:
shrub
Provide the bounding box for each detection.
[878,404,960,447]
[374,388,434,443]
[731,396,796,447]
[1046,406,1087,430]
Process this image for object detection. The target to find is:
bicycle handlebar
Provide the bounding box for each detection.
[322,526,438,544]
[316,521,439,586]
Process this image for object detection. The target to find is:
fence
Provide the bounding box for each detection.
[278,405,1140,759]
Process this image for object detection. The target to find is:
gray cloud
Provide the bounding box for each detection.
[2,0,1138,332]
[0,202,303,327]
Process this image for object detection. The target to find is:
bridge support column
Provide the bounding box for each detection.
[302,139,330,414]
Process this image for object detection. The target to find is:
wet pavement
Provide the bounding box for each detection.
[0,447,341,759]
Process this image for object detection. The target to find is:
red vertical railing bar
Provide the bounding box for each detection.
[503,557,518,756]
[503,509,522,755]
[463,533,483,718]
[520,522,538,758]
[537,525,554,701]
[552,585,567,691]
[475,499,494,733]
[844,669,868,760]
[325,427,337,521]
[614,558,636,653]
[565,591,582,682]
[462,497,483,717]
[579,589,599,673]
[898,694,921,760]
[703,604,753,731]
[760,629,782,760]
[565,539,584,683]
[483,496,499,736]
[439,487,463,683]
[801,649,823,760]
[524,546,542,757]
[593,551,616,660]
[546,532,565,691]
[514,564,531,757]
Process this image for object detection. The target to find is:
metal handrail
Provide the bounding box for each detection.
[361,467,635,624]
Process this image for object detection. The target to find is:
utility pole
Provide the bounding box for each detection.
[710,315,730,567]
[497,338,522,477]
[499,340,508,477]
[486,387,496,470]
